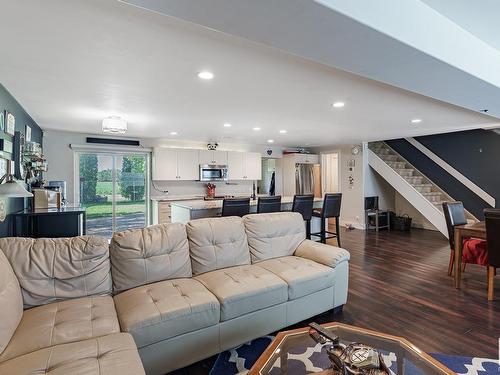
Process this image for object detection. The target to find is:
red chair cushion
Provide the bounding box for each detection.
[462,238,488,266]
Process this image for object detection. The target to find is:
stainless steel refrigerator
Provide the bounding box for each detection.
[295,163,321,196]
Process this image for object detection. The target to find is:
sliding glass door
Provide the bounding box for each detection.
[77,152,149,238]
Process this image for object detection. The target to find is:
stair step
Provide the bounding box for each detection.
[386,161,407,169]
[404,176,424,184]
[381,155,399,162]
[413,184,433,193]
[395,168,414,177]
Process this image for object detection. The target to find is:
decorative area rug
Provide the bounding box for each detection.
[210,336,499,374]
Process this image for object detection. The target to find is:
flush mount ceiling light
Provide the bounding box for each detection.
[223,123,232,127]
[279,129,287,134]
[170,131,178,135]
[197,71,214,80]
[252,127,261,131]
[102,116,127,134]
[332,101,345,108]
[267,139,275,143]
[411,118,422,124]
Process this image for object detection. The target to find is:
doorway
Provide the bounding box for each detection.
[321,152,340,195]
[76,152,149,237]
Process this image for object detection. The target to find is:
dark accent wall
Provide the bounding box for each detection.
[0,84,43,236]
[386,130,498,220]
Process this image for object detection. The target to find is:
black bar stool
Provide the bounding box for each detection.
[311,193,342,246]
[222,198,250,217]
[257,196,282,213]
[292,194,315,239]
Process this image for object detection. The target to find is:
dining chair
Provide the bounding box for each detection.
[442,201,487,276]
[222,198,250,217]
[257,196,282,214]
[311,193,342,246]
[292,194,315,239]
[484,208,500,300]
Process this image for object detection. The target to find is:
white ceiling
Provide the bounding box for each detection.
[0,0,497,148]
[421,0,500,52]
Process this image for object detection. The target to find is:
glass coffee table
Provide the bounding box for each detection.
[249,323,455,374]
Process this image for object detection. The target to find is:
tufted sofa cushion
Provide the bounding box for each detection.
[243,212,306,263]
[186,216,250,275]
[113,278,220,348]
[0,236,112,308]
[0,295,120,362]
[0,333,145,375]
[195,265,288,321]
[110,223,192,293]
[0,250,23,356]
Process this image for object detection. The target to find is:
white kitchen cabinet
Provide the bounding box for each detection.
[199,150,227,165]
[227,151,261,180]
[153,148,178,180]
[176,149,199,180]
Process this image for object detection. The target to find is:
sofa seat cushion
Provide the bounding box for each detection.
[195,265,288,321]
[113,278,220,348]
[257,256,335,300]
[0,296,120,362]
[0,333,145,375]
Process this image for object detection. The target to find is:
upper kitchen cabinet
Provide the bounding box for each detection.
[199,150,227,165]
[227,151,261,180]
[153,148,199,180]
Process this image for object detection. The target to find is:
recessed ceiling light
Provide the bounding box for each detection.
[223,123,232,127]
[252,127,261,131]
[170,131,178,135]
[279,130,287,134]
[411,119,422,124]
[332,102,345,108]
[197,71,214,80]
[267,139,274,143]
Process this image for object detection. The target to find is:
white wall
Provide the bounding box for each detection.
[43,129,286,203]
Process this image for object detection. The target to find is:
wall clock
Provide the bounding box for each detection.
[351,145,361,155]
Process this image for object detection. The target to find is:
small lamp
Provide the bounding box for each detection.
[0,165,33,222]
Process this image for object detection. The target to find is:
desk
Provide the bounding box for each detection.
[453,221,486,289]
[12,206,86,238]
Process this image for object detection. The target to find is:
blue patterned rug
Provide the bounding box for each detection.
[210,336,499,374]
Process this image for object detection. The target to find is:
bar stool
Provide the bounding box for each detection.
[222,198,250,217]
[292,194,315,239]
[311,193,342,246]
[257,196,282,213]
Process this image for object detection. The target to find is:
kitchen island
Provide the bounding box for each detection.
[170,196,325,232]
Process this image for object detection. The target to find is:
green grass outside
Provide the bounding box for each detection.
[83,201,145,219]
[96,181,113,196]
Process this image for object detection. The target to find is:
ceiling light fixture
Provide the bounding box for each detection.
[252,127,261,131]
[170,131,178,135]
[279,130,287,134]
[267,139,274,143]
[223,123,232,127]
[197,71,214,80]
[102,116,127,134]
[332,102,345,108]
[411,118,422,124]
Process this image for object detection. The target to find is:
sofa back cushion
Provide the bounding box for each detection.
[186,216,250,275]
[0,236,111,308]
[110,223,192,293]
[243,212,306,263]
[0,250,23,355]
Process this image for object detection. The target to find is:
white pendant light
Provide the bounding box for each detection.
[102,116,127,134]
[0,177,33,198]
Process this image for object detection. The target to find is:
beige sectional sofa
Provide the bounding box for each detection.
[0,212,349,375]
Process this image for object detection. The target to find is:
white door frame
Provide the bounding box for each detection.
[320,150,340,196]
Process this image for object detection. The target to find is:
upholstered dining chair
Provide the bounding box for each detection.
[257,196,282,213]
[442,201,487,276]
[292,194,315,239]
[222,198,250,217]
[484,208,500,300]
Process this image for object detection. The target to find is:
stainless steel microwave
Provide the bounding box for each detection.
[199,164,228,181]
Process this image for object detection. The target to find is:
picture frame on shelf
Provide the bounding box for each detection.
[5,111,15,136]
[0,138,13,154]
[0,157,7,178]
[0,111,4,132]
[26,125,31,141]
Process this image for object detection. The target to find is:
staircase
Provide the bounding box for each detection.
[368,142,475,237]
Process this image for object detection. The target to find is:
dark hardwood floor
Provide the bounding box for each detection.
[173,227,500,374]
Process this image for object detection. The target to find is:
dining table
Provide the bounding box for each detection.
[453,221,486,289]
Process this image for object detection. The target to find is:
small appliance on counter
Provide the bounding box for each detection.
[33,187,62,209]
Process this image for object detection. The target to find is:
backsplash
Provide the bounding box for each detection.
[150,180,254,199]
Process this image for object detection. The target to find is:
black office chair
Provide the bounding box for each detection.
[484,208,500,300]
[311,193,342,246]
[257,196,282,214]
[222,198,250,217]
[292,194,315,239]
[442,201,467,276]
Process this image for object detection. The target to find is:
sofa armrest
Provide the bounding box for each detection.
[294,240,350,268]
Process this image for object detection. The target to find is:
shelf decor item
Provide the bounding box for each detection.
[26,125,31,141]
[0,138,13,154]
[5,111,15,136]
[0,111,4,132]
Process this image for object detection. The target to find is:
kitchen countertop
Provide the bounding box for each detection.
[171,196,323,211]
[150,195,205,202]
